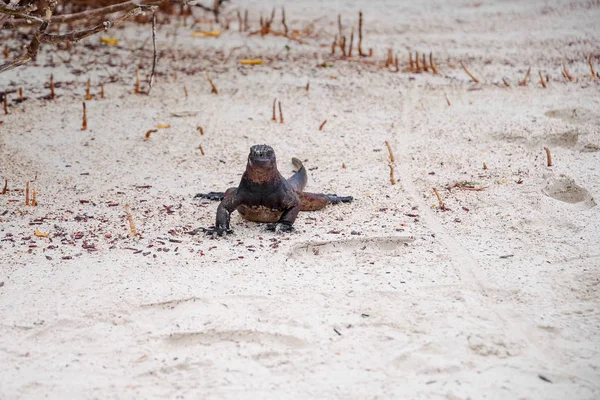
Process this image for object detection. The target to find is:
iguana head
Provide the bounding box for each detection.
[245,144,278,183]
[248,144,276,169]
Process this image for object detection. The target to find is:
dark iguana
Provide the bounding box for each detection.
[196,144,353,235]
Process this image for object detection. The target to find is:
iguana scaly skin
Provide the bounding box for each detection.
[196,144,353,235]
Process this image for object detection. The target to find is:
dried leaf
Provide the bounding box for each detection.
[240,59,264,65]
[100,37,119,46]
[34,228,49,238]
[191,30,221,38]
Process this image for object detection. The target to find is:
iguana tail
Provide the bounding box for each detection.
[288,157,308,192]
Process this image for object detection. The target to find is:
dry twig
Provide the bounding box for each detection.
[281,7,288,36]
[389,164,396,185]
[147,10,158,95]
[331,34,337,55]
[358,11,364,56]
[385,141,395,163]
[433,187,446,210]
[319,120,327,131]
[278,101,284,123]
[134,69,140,94]
[460,62,479,83]
[539,71,547,88]
[144,129,157,140]
[81,102,87,131]
[348,28,354,57]
[50,73,55,99]
[0,2,156,74]
[206,74,218,94]
[25,181,30,206]
[415,52,420,72]
[0,2,42,23]
[125,204,137,238]
[544,147,553,167]
[430,52,439,75]
[562,64,574,82]
[86,78,91,100]
[520,67,531,86]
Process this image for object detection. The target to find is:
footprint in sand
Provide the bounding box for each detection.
[544,130,579,148]
[288,236,415,260]
[545,108,600,125]
[542,176,596,210]
[162,329,306,349]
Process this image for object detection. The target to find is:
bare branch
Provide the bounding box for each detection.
[42,6,152,44]
[147,10,158,95]
[0,2,42,23]
[2,0,228,29]
[0,3,156,74]
[0,1,55,74]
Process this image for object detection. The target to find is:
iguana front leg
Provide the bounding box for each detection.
[211,187,240,236]
[266,202,301,232]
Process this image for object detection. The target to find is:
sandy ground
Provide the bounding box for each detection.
[1,0,599,398]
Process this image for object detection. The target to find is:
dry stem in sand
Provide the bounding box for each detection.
[433,187,447,211]
[385,141,395,163]
[520,67,531,86]
[562,64,574,82]
[144,129,157,140]
[539,71,547,88]
[589,55,596,79]
[429,52,439,75]
[125,205,137,238]
[278,101,284,123]
[388,164,396,185]
[81,102,87,131]
[544,147,553,167]
[460,62,479,83]
[207,74,218,94]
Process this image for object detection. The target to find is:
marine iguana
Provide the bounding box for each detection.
[195,144,353,235]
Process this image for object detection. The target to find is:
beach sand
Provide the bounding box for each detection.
[1,0,599,398]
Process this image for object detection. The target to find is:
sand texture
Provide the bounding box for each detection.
[1,0,599,399]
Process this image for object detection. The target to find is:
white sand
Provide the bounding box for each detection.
[1,0,599,398]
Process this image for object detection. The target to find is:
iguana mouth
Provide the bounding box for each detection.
[249,144,275,160]
[248,144,276,168]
